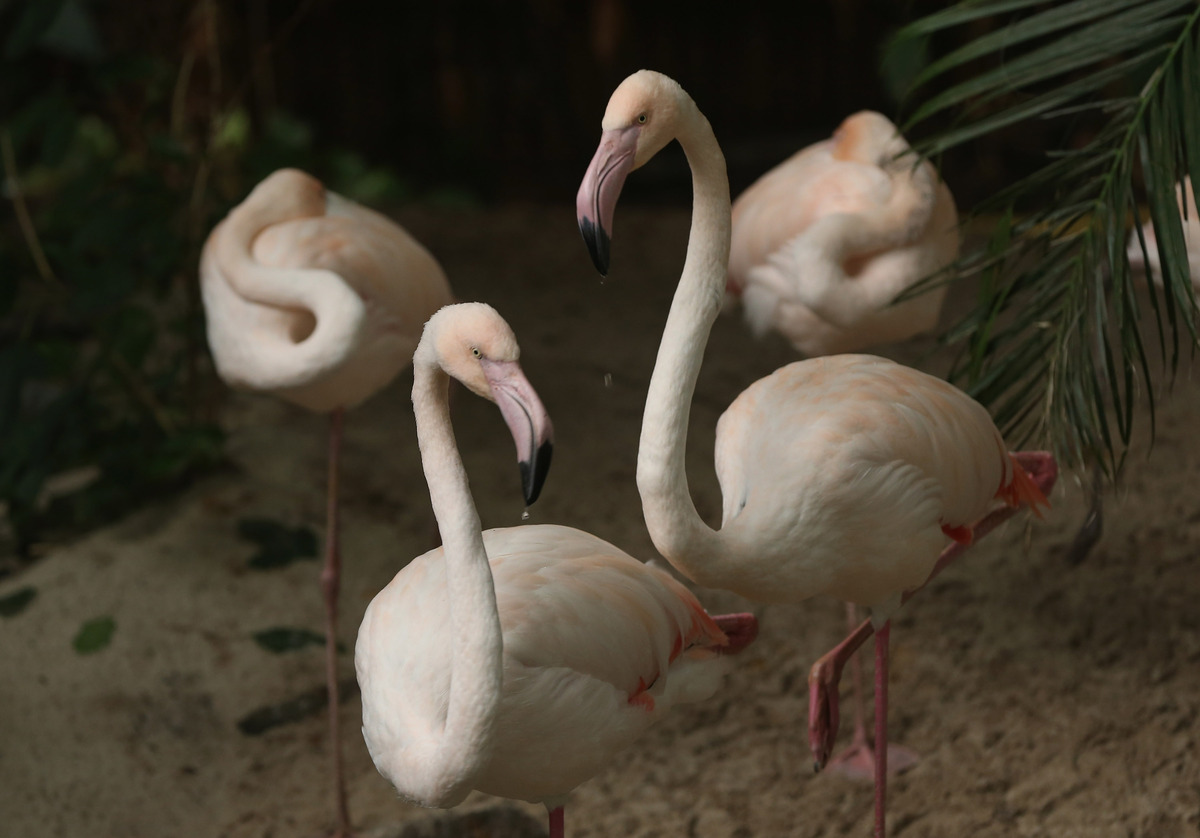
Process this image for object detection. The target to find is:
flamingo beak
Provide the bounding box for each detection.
[481,360,554,505]
[576,126,639,276]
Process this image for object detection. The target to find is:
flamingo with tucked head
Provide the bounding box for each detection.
[200,168,453,837]
[356,302,757,838]
[726,110,959,357]
[577,70,1055,838]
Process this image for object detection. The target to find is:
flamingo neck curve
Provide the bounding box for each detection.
[635,97,738,589]
[408,342,504,802]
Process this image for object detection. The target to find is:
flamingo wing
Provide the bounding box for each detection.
[486,525,724,701]
[714,355,1022,605]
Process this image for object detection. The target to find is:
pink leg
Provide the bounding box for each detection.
[808,451,1057,771]
[873,621,891,838]
[548,806,565,838]
[320,408,352,837]
[827,604,918,780]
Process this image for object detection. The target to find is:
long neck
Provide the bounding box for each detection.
[204,190,366,389]
[410,354,503,795]
[636,105,735,587]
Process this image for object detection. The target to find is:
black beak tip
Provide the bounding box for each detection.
[578,216,610,276]
[519,441,554,506]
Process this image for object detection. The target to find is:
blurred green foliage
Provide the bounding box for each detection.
[0,0,414,559]
[72,614,115,654]
[237,517,318,570]
[1,0,227,556]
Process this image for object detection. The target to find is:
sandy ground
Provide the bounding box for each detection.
[2,204,1199,838]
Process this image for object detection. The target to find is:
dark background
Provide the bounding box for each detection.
[0,0,1086,557]
[62,0,1059,205]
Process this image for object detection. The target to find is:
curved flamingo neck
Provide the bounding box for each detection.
[636,102,736,586]
[204,182,366,391]
[781,159,940,329]
[409,346,503,799]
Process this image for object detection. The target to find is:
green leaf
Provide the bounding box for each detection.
[0,587,37,618]
[73,616,116,654]
[909,16,1177,125]
[252,627,331,654]
[902,0,1200,474]
[911,0,1176,92]
[238,518,320,570]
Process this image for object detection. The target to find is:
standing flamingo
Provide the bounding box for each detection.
[200,168,453,837]
[725,111,959,357]
[576,70,1055,837]
[728,111,960,778]
[355,302,756,838]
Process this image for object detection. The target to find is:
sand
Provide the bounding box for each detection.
[2,204,1198,838]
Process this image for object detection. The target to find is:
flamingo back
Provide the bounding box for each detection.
[713,355,1009,606]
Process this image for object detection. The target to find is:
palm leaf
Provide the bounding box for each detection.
[893,0,1200,474]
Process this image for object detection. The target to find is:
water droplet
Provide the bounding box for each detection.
[604,373,613,388]
[521,509,530,521]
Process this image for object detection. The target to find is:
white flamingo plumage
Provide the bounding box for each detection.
[356,303,757,838]
[725,111,960,776]
[200,168,454,837]
[576,71,1055,838]
[725,111,959,357]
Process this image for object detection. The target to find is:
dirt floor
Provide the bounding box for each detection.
[2,203,1199,838]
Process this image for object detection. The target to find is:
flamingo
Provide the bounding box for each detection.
[1128,176,1200,287]
[727,112,960,778]
[725,111,959,357]
[576,70,1056,837]
[355,302,758,838]
[200,168,454,837]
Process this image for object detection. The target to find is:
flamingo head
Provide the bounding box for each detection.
[577,70,691,275]
[423,303,554,505]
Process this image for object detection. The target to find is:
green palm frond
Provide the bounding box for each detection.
[893,0,1200,473]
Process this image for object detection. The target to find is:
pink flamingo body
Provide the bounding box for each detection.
[727,112,958,357]
[577,71,1051,837]
[356,303,756,838]
[200,168,453,837]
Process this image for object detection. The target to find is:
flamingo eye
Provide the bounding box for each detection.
[471,347,482,359]
[637,113,647,124]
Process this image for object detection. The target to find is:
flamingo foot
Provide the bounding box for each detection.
[827,738,919,781]
[808,619,873,771]
[712,612,759,654]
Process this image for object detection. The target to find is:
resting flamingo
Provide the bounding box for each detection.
[200,168,453,837]
[725,111,959,357]
[576,70,1056,838]
[728,111,960,778]
[356,302,757,838]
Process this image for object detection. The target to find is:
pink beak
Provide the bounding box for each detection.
[576,126,640,275]
[481,359,554,505]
